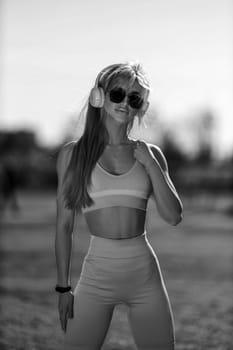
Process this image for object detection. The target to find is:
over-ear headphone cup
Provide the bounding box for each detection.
[89,87,105,108]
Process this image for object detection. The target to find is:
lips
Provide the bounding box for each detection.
[116,108,128,113]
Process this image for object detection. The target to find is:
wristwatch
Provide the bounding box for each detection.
[55,284,72,293]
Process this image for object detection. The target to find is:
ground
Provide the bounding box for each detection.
[0,192,232,350]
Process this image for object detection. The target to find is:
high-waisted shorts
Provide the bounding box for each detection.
[64,232,175,350]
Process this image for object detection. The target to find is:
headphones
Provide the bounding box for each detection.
[89,70,106,108]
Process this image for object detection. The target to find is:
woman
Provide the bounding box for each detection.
[55,62,183,350]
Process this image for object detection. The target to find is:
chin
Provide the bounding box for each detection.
[109,114,129,124]
[116,113,134,123]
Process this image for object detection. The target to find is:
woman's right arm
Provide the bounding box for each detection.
[55,142,76,332]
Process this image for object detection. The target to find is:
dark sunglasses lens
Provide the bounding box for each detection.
[128,93,144,109]
[109,88,125,103]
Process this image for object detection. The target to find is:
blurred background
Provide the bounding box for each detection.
[0,0,232,349]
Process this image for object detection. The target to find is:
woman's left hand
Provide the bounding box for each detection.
[134,140,155,168]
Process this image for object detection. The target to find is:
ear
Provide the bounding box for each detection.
[137,101,149,118]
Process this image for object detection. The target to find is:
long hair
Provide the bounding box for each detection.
[63,62,150,211]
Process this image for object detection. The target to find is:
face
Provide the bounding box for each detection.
[103,78,148,125]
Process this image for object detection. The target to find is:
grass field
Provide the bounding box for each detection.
[0,191,232,350]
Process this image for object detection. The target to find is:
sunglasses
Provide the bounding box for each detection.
[109,87,144,109]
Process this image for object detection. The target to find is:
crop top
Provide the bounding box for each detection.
[82,159,153,214]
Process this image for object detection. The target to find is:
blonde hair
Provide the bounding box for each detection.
[99,61,150,93]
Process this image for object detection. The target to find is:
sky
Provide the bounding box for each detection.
[1,0,233,157]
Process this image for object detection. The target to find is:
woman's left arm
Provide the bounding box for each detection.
[134,141,183,225]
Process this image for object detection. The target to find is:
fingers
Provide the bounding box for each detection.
[135,140,146,151]
[60,307,73,332]
[60,312,73,332]
[59,293,74,332]
[59,308,68,332]
[60,311,68,333]
[134,140,141,153]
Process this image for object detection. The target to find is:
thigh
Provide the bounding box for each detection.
[64,285,114,350]
[128,282,175,350]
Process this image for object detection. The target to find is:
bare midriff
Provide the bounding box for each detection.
[84,206,146,239]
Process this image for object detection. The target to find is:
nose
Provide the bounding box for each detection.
[120,95,128,106]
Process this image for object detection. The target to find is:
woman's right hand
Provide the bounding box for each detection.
[58,291,74,333]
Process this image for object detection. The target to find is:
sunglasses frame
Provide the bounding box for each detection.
[108,87,144,110]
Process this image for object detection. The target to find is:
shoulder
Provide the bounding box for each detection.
[141,140,168,172]
[56,141,77,174]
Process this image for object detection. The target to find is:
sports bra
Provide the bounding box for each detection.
[82,159,153,214]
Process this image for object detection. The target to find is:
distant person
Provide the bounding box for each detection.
[0,160,20,218]
[55,62,183,349]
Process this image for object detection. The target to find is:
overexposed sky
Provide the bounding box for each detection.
[1,0,233,156]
